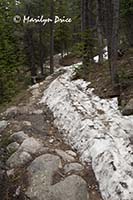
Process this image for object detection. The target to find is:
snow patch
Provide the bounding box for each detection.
[40,65,133,200]
[94,46,108,63]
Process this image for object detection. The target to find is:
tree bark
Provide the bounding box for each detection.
[110,0,120,86]
[39,25,44,76]
[50,0,54,74]
[96,0,103,63]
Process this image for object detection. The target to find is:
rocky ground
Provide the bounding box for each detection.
[0,69,103,200]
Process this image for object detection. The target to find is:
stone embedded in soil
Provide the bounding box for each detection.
[0,120,8,133]
[32,109,43,115]
[22,121,32,126]
[6,150,32,168]
[63,163,84,174]
[26,154,88,200]
[122,98,133,116]
[7,142,20,153]
[65,150,77,157]
[6,168,15,177]
[51,175,88,200]
[10,131,29,144]
[19,137,42,155]
[26,154,61,199]
[27,154,61,183]
[55,149,75,162]
[4,106,18,117]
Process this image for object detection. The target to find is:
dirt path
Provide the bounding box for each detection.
[0,68,103,200]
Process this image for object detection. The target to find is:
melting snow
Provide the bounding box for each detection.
[40,64,133,200]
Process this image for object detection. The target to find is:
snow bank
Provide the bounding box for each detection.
[40,64,133,200]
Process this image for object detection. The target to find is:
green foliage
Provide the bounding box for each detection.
[0,0,25,103]
[121,0,133,17]
[71,42,84,57]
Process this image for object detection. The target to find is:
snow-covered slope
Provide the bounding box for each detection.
[40,64,133,200]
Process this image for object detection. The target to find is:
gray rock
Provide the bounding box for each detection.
[10,131,29,143]
[122,99,133,115]
[7,142,20,153]
[27,154,61,183]
[64,163,84,174]
[32,109,43,115]
[6,169,15,177]
[22,121,32,126]
[55,149,75,162]
[26,154,61,199]
[7,151,32,168]
[0,120,8,133]
[51,175,88,200]
[19,137,42,155]
[26,154,88,200]
[65,150,77,157]
[4,106,18,117]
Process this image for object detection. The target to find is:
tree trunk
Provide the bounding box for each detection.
[39,25,44,76]
[96,0,103,63]
[25,28,36,84]
[110,0,120,86]
[50,0,54,74]
[105,0,113,73]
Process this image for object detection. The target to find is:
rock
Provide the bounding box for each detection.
[0,120,8,133]
[15,186,21,196]
[38,147,50,155]
[22,121,32,126]
[19,137,42,155]
[7,142,20,153]
[7,151,32,168]
[55,149,75,162]
[27,154,61,181]
[26,154,88,200]
[4,106,18,117]
[0,170,8,198]
[6,169,15,177]
[32,109,43,115]
[10,131,29,143]
[122,99,133,115]
[64,163,84,174]
[49,138,54,143]
[65,150,77,157]
[26,154,61,199]
[51,175,88,200]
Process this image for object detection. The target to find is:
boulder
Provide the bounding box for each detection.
[10,131,29,144]
[65,150,77,157]
[6,151,32,168]
[7,142,20,153]
[26,154,61,199]
[4,106,18,117]
[64,163,84,174]
[122,99,133,115]
[0,121,8,133]
[26,154,88,200]
[55,149,75,162]
[51,175,88,200]
[27,154,61,183]
[19,137,42,155]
